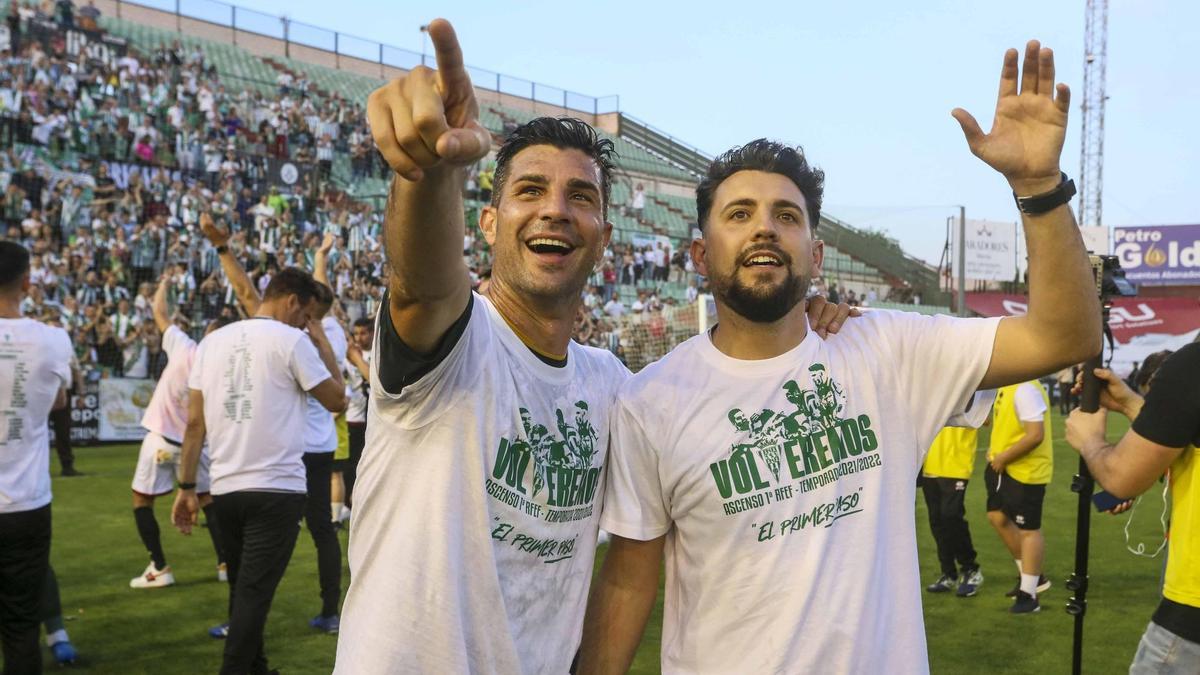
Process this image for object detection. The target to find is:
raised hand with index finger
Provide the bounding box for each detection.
[200,211,230,247]
[952,40,1070,195]
[367,18,492,182]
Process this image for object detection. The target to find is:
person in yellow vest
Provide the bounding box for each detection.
[922,426,984,597]
[1066,345,1199,672]
[986,380,1053,613]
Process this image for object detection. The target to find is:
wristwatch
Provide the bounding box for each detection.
[1013,172,1076,215]
[216,245,229,254]
[178,482,197,490]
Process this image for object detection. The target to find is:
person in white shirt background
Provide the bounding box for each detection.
[171,266,345,675]
[337,316,374,525]
[201,217,348,636]
[128,272,233,591]
[0,240,73,673]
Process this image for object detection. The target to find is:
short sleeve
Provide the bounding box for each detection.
[883,311,1002,449]
[290,333,332,392]
[1013,382,1047,423]
[375,292,473,396]
[50,327,72,389]
[162,325,195,360]
[946,389,997,429]
[600,397,671,541]
[369,293,490,430]
[1132,343,1200,448]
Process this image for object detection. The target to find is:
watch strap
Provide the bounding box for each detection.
[1014,172,1076,215]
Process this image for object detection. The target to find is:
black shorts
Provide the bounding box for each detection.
[985,465,1046,530]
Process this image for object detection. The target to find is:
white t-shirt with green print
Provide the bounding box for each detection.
[336,293,629,675]
[603,309,1001,675]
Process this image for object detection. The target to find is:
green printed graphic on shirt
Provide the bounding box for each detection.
[709,364,881,515]
[486,401,602,525]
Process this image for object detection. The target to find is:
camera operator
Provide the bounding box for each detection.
[1065,344,1200,672]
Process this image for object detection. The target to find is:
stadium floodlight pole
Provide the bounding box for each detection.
[957,205,966,316]
[420,25,430,66]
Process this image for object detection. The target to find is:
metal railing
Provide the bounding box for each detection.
[106,0,620,115]
[617,113,712,178]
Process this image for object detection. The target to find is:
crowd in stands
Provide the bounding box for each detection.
[0,0,716,383]
[1,2,425,377]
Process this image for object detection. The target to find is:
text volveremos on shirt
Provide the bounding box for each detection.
[603,310,1000,674]
[336,293,629,674]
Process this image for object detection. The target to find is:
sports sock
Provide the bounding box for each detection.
[202,503,225,566]
[1019,573,1040,597]
[331,501,344,523]
[45,629,68,647]
[133,506,167,570]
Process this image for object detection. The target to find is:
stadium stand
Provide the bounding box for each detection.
[1,0,950,388]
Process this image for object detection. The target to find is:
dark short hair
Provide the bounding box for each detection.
[0,240,30,289]
[696,139,824,233]
[352,317,373,330]
[1137,350,1173,391]
[311,282,335,313]
[262,267,323,306]
[207,315,238,332]
[492,117,617,217]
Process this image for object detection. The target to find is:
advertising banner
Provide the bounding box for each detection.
[25,21,127,69]
[1112,225,1200,286]
[966,293,1200,376]
[47,381,99,446]
[267,158,313,192]
[961,219,1017,281]
[98,378,154,442]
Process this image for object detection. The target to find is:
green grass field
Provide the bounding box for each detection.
[42,411,1162,673]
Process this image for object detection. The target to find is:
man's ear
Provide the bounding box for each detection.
[479,206,497,246]
[690,237,708,278]
[596,221,614,271]
[811,238,824,278]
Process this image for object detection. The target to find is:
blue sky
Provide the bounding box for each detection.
[224,0,1195,265]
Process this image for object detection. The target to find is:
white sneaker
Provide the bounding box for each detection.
[217,563,228,582]
[129,562,175,589]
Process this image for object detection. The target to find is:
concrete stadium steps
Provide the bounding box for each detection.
[97,15,277,95]
[78,7,704,232]
[817,216,945,304]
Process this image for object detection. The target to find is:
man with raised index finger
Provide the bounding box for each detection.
[331,19,630,674]
[333,20,853,674]
[581,41,1102,674]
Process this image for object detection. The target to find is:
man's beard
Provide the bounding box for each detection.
[712,252,808,324]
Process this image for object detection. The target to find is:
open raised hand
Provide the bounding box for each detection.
[366,18,491,181]
[952,41,1070,194]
